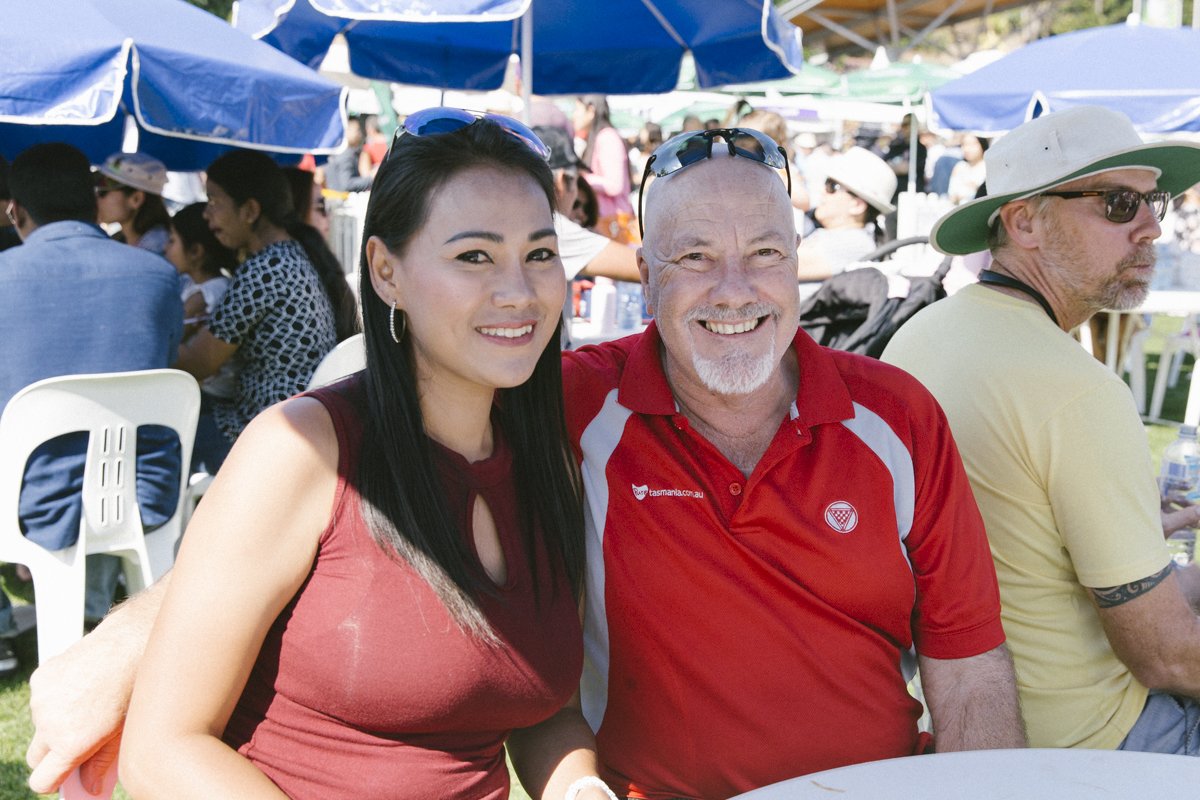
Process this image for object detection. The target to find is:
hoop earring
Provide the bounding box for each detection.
[388,300,406,344]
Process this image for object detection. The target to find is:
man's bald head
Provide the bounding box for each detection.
[641,151,795,248]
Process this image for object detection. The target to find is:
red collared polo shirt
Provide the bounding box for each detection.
[562,324,1004,800]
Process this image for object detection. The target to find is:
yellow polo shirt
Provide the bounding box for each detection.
[883,284,1171,749]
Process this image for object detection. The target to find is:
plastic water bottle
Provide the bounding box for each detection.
[616,281,642,331]
[578,287,591,321]
[589,278,618,334]
[1160,424,1200,564]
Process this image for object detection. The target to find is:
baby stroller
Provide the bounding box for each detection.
[797,236,954,359]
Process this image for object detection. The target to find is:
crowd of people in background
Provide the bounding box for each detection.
[5,100,1200,670]
[10,93,1200,800]
[0,137,358,678]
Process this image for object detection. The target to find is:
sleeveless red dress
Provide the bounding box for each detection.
[222,377,583,799]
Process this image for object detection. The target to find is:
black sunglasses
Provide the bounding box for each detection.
[637,128,790,238]
[1039,188,1171,224]
[95,183,131,199]
[825,178,847,195]
[384,106,551,163]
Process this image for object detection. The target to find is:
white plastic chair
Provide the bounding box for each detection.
[1150,314,1199,420]
[182,335,365,533]
[1122,325,1149,416]
[307,332,366,389]
[0,369,199,662]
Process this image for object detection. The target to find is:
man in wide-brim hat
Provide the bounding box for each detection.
[884,105,1200,755]
[796,145,898,281]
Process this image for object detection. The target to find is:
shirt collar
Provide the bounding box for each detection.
[23,220,107,245]
[617,321,856,429]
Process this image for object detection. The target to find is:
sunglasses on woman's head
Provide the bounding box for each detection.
[637,128,790,237]
[384,106,551,163]
[1039,188,1171,224]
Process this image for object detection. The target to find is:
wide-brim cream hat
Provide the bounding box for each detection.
[931,105,1200,255]
[96,152,168,196]
[825,146,898,215]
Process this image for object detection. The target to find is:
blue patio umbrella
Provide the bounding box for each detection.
[0,0,347,170]
[930,23,1200,134]
[233,0,804,95]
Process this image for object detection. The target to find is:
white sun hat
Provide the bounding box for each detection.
[930,106,1200,255]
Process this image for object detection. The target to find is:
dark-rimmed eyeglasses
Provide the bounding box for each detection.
[637,128,790,238]
[824,178,846,195]
[1039,188,1171,224]
[384,106,551,163]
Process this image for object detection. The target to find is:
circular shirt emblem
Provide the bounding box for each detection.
[824,500,859,533]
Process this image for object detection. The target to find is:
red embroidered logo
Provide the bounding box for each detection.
[824,501,859,533]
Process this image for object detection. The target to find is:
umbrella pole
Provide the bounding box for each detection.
[122,113,139,154]
[906,99,916,194]
[521,7,533,124]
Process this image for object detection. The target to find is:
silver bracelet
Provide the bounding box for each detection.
[564,775,619,800]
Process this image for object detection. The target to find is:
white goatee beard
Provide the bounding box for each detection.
[693,347,777,395]
[685,302,779,396]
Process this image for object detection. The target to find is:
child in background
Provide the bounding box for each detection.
[165,203,239,400]
[165,203,237,341]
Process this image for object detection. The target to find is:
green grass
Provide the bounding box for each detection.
[0,626,60,800]
[0,314,1192,799]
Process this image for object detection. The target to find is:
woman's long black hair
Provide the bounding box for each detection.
[205,150,359,341]
[357,119,584,641]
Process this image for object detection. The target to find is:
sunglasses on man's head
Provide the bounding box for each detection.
[384,106,551,163]
[637,127,790,238]
[1039,188,1171,224]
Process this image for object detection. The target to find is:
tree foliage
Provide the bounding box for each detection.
[923,0,1149,60]
[185,0,234,22]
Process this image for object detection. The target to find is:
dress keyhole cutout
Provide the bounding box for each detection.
[472,495,507,587]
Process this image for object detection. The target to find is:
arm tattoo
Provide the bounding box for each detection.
[1091,565,1174,609]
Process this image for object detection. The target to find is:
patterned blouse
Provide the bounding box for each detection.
[208,240,336,440]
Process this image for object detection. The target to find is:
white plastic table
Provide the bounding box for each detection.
[728,748,1200,799]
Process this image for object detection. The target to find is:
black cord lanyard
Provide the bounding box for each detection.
[977,269,1059,327]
